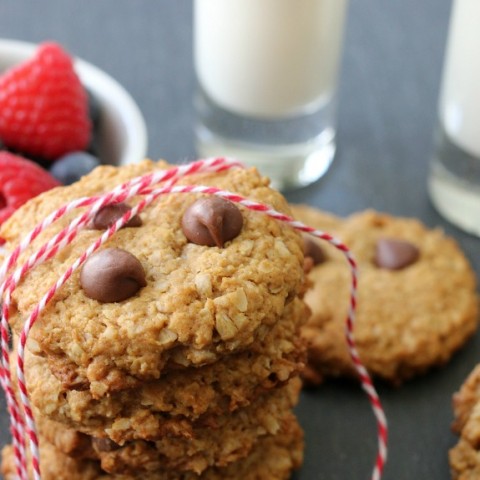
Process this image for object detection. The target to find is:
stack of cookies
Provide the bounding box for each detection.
[0,161,308,479]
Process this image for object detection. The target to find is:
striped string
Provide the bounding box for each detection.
[0,159,387,480]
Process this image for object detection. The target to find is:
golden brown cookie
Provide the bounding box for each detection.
[450,365,480,479]
[19,298,306,443]
[452,365,480,435]
[1,415,304,480]
[292,205,479,385]
[1,161,305,396]
[38,378,301,475]
[450,438,480,480]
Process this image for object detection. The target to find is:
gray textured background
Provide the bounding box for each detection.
[2,1,479,479]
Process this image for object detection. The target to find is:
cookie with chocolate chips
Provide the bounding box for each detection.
[292,205,478,385]
[0,160,305,393]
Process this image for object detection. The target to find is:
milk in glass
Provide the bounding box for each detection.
[429,0,480,235]
[194,0,348,190]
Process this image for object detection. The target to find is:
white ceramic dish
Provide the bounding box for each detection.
[0,38,147,166]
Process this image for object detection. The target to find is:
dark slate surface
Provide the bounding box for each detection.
[2,1,479,479]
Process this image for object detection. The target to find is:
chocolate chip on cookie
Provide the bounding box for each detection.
[303,256,315,274]
[92,437,120,452]
[303,236,325,266]
[91,202,142,230]
[80,248,146,303]
[374,238,419,270]
[182,196,243,248]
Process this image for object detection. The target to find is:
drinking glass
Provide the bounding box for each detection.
[194,0,349,190]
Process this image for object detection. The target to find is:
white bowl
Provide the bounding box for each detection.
[0,39,147,166]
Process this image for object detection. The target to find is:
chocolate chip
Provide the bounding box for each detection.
[374,238,420,270]
[303,236,325,266]
[80,248,147,303]
[303,256,315,274]
[181,197,243,248]
[92,437,120,452]
[91,203,142,230]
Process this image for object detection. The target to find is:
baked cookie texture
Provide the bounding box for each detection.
[22,298,307,442]
[450,365,480,479]
[1,417,304,480]
[38,380,301,475]
[0,160,307,478]
[292,205,478,385]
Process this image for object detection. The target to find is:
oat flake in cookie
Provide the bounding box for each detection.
[293,205,478,385]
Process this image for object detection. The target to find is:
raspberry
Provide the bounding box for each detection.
[0,151,60,226]
[0,42,91,161]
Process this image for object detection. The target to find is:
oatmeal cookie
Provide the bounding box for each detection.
[1,161,305,394]
[450,365,480,479]
[1,416,304,480]
[293,205,478,385]
[20,298,306,443]
[39,379,301,475]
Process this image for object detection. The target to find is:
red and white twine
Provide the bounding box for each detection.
[0,158,387,480]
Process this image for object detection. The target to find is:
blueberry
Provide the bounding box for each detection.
[50,151,101,185]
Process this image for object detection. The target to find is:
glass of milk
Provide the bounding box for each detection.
[194,0,349,190]
[428,0,480,235]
